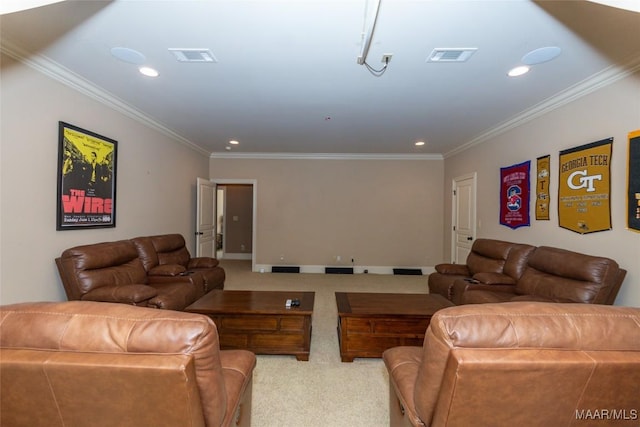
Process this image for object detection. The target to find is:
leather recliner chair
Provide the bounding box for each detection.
[133,234,225,293]
[428,239,535,301]
[0,301,256,427]
[383,302,640,427]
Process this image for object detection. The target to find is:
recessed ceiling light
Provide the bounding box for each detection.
[139,66,159,77]
[415,141,426,146]
[229,140,239,145]
[508,65,530,77]
[225,146,232,151]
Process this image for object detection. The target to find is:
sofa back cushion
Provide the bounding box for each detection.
[413,302,640,426]
[465,239,514,275]
[516,246,621,303]
[0,301,228,427]
[150,234,191,267]
[57,240,148,300]
[502,243,535,280]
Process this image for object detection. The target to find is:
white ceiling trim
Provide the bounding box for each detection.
[0,39,211,157]
[444,53,640,159]
[210,152,443,161]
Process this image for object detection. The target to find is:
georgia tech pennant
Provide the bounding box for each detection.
[536,155,550,220]
[628,130,640,232]
[500,160,530,229]
[558,138,612,234]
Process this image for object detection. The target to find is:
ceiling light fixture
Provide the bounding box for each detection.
[139,66,159,77]
[508,65,530,77]
[415,141,426,146]
[229,140,239,145]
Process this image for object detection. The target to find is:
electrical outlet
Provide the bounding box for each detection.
[381,53,393,63]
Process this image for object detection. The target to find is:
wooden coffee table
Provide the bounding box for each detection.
[335,292,454,362]
[186,290,315,361]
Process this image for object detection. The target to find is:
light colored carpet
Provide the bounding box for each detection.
[219,260,430,427]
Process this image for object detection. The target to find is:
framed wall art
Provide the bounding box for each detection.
[628,130,640,232]
[56,121,117,230]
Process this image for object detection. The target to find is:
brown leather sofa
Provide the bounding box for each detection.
[459,245,626,305]
[0,301,256,427]
[383,302,640,427]
[428,239,535,301]
[132,233,225,293]
[56,239,206,310]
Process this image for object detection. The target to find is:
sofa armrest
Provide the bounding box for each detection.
[434,263,470,275]
[81,284,157,305]
[148,264,187,276]
[188,257,219,269]
[472,272,516,285]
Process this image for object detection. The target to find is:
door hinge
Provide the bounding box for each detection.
[453,226,456,231]
[453,189,456,196]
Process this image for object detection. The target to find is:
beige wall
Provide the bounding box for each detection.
[443,71,640,307]
[210,157,444,272]
[0,53,210,304]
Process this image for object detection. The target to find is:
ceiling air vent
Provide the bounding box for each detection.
[427,48,477,63]
[168,48,217,63]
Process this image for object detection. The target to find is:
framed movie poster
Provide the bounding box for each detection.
[56,122,117,230]
[558,137,612,234]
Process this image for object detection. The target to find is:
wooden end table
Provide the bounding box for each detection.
[186,290,314,361]
[335,292,454,362]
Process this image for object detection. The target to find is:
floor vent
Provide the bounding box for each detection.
[393,268,423,275]
[325,267,354,275]
[272,266,300,273]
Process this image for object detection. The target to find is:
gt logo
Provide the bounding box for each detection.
[567,170,602,192]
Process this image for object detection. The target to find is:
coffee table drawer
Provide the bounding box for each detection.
[345,317,429,334]
[219,315,278,331]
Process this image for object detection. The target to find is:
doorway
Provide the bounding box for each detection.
[212,179,257,271]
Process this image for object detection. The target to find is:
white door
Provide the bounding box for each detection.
[196,177,216,257]
[451,173,477,263]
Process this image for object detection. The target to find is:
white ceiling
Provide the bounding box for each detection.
[2,0,639,157]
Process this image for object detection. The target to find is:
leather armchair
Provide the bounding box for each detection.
[428,239,534,301]
[383,302,640,427]
[133,234,225,293]
[1,301,256,427]
[56,239,204,310]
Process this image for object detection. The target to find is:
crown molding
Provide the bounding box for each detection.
[210,152,443,160]
[444,54,640,159]
[0,39,210,157]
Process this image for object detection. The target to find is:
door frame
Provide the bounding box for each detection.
[450,172,477,263]
[212,178,257,272]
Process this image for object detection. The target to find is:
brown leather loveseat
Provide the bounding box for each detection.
[0,301,256,427]
[383,302,640,427]
[429,239,625,306]
[56,238,205,310]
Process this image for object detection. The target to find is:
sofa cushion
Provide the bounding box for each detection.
[515,246,621,303]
